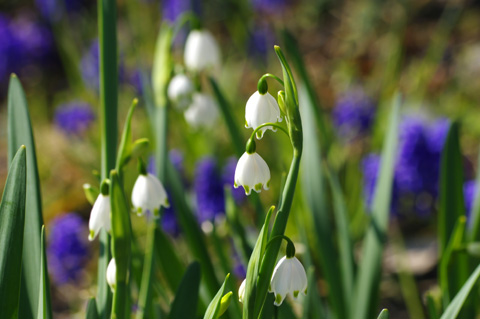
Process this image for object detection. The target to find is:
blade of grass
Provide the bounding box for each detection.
[169,262,201,319]
[438,121,469,309]
[86,298,99,319]
[377,309,389,319]
[0,146,27,319]
[351,94,400,319]
[440,263,480,319]
[299,84,345,318]
[8,75,47,319]
[37,226,53,319]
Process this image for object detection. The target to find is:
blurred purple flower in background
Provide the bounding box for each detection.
[464,180,476,222]
[0,13,53,82]
[54,101,95,136]
[222,157,246,204]
[362,117,449,218]
[248,25,274,66]
[35,0,84,22]
[332,88,376,142]
[250,0,287,13]
[162,0,191,23]
[47,213,89,285]
[194,157,225,223]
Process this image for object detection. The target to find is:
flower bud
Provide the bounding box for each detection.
[184,29,221,72]
[167,74,194,110]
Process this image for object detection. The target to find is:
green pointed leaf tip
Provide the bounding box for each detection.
[86,297,99,319]
[377,309,389,319]
[8,75,45,319]
[203,274,230,319]
[0,146,27,319]
[115,98,138,171]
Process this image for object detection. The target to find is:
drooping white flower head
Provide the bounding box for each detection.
[168,74,194,110]
[269,256,307,306]
[238,279,246,303]
[132,172,169,217]
[245,91,282,139]
[234,151,270,195]
[88,192,111,241]
[184,93,219,128]
[184,29,221,72]
[106,258,116,292]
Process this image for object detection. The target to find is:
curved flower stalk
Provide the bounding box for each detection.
[240,46,304,318]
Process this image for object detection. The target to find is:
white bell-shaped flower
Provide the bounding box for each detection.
[269,256,308,306]
[184,93,219,128]
[234,151,270,195]
[184,29,221,72]
[88,193,111,241]
[132,173,169,217]
[168,74,194,110]
[238,279,246,303]
[245,91,282,139]
[106,258,116,292]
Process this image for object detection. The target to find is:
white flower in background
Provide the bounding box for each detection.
[184,93,219,128]
[106,258,116,292]
[234,152,270,195]
[88,193,111,241]
[269,256,307,306]
[245,91,282,139]
[168,74,194,110]
[238,279,246,303]
[132,173,169,217]
[184,29,221,72]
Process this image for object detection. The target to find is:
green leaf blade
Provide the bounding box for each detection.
[170,262,201,319]
[0,146,27,319]
[8,75,46,319]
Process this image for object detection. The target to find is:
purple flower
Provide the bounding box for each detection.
[47,213,89,285]
[248,25,275,66]
[332,88,376,142]
[223,157,246,204]
[194,157,225,223]
[362,117,449,218]
[464,180,476,221]
[54,101,95,136]
[250,0,287,13]
[162,0,192,23]
[35,0,84,22]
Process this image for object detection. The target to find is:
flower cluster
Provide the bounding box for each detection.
[362,117,450,218]
[167,29,221,128]
[54,101,95,136]
[47,213,89,285]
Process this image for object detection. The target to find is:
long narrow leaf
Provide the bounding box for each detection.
[440,263,480,319]
[37,226,53,319]
[299,84,345,317]
[203,274,230,319]
[351,94,401,319]
[0,146,27,319]
[8,74,46,319]
[169,262,201,319]
[86,298,99,319]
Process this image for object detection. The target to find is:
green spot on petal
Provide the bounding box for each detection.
[255,183,262,191]
[266,180,270,188]
[136,207,142,216]
[275,294,282,305]
[244,185,250,195]
[153,208,160,217]
[89,230,95,240]
[293,290,299,298]
[304,288,308,294]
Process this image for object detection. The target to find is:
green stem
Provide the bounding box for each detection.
[254,150,302,316]
[259,73,284,87]
[250,123,289,140]
[97,0,118,316]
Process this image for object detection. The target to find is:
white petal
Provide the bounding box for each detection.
[184,30,221,72]
[238,279,246,303]
[168,74,194,110]
[184,93,219,128]
[132,173,169,216]
[234,152,270,195]
[106,258,116,292]
[245,91,282,139]
[88,194,111,241]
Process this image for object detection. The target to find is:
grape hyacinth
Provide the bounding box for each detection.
[162,0,191,23]
[35,0,84,22]
[47,213,89,285]
[54,101,95,136]
[332,88,376,142]
[362,117,449,218]
[194,157,225,223]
